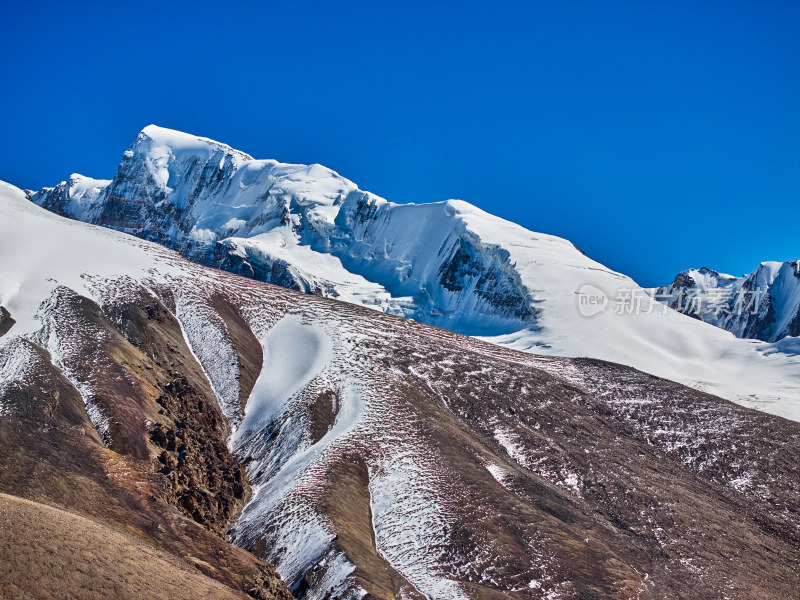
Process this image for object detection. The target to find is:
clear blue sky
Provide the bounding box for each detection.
[1,0,797,286]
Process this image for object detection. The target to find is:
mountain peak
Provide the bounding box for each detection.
[133,124,255,163]
[660,260,800,342]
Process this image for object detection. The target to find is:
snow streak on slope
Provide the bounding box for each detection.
[225,305,470,599]
[369,438,469,600]
[28,126,800,420]
[226,316,357,597]
[32,286,117,442]
[0,337,37,416]
[174,296,244,428]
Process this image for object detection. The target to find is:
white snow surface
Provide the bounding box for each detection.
[234,315,333,443]
[0,182,160,336]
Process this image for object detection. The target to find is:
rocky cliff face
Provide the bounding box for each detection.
[4,182,800,599]
[656,261,800,342]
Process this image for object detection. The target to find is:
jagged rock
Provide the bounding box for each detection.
[656,261,800,342]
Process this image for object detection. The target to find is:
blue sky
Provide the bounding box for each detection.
[1,0,797,286]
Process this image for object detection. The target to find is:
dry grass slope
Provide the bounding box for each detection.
[0,493,247,600]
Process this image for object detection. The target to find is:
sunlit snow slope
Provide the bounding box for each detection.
[29,126,800,419]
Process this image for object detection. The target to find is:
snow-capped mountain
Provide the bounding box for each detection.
[3,181,800,599]
[656,263,800,343]
[31,125,534,330]
[30,125,800,419]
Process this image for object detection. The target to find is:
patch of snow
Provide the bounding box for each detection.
[174,296,243,432]
[0,337,36,413]
[484,462,510,485]
[234,315,333,444]
[369,444,469,600]
[494,427,529,467]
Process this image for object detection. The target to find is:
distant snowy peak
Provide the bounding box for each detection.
[674,267,739,290]
[30,124,570,333]
[31,173,111,222]
[657,261,800,342]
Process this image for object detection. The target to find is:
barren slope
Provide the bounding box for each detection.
[0,493,262,600]
[1,182,799,599]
